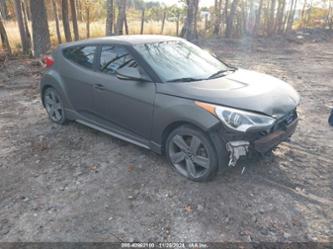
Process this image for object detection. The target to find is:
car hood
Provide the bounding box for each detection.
[156,69,300,118]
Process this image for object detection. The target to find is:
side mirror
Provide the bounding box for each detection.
[116,67,151,82]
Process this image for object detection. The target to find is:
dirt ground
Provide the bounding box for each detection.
[0,31,332,242]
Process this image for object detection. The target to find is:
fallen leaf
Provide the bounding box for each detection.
[89,165,98,173]
[184,205,192,213]
[128,165,135,172]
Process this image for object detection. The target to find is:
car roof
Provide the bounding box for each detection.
[59,35,183,48]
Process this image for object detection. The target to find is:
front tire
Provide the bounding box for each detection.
[43,87,67,125]
[165,125,218,182]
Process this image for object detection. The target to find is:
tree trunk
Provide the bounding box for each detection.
[225,0,239,38]
[263,0,270,34]
[124,13,129,34]
[14,0,31,54]
[247,0,255,33]
[213,0,222,35]
[280,0,286,32]
[22,1,32,50]
[160,10,166,34]
[62,0,72,42]
[86,6,90,38]
[268,0,276,34]
[241,0,247,35]
[224,0,229,27]
[116,0,126,35]
[291,0,298,29]
[140,8,144,34]
[29,0,50,56]
[24,0,31,21]
[300,0,307,28]
[254,0,263,35]
[105,0,114,35]
[52,0,62,44]
[275,0,284,32]
[0,0,8,20]
[70,0,79,40]
[113,3,117,32]
[328,0,333,30]
[176,12,180,36]
[285,0,294,31]
[286,0,297,32]
[305,1,313,27]
[182,0,196,41]
[213,0,218,34]
[204,12,208,31]
[0,11,11,55]
[76,0,83,21]
[282,0,289,31]
[182,0,194,40]
[193,0,199,38]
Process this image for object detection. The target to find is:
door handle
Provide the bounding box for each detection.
[94,84,106,90]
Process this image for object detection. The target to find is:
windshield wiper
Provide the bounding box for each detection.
[166,77,205,83]
[208,68,236,79]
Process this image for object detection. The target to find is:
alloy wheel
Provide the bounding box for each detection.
[169,134,210,179]
[44,89,64,123]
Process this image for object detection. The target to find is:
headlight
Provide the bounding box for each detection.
[195,101,276,132]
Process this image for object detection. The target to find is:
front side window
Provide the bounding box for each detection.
[99,46,138,75]
[134,40,229,82]
[63,45,96,69]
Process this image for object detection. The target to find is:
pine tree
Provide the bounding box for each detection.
[30,0,51,56]
[52,0,62,44]
[14,0,31,54]
[225,0,239,38]
[182,0,199,41]
[62,0,72,42]
[70,0,79,40]
[0,0,8,20]
[0,11,11,55]
[105,0,114,35]
[116,0,127,35]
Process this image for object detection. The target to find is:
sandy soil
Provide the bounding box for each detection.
[0,32,332,242]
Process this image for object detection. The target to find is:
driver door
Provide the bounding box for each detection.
[92,45,156,140]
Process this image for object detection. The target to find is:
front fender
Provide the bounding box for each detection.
[151,93,220,148]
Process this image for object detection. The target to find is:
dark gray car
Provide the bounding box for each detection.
[41,35,300,182]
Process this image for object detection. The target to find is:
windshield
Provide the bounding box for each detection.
[134,40,230,82]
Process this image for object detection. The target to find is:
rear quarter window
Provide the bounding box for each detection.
[63,45,96,69]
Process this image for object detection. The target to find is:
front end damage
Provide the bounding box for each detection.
[226,141,250,167]
[224,109,298,168]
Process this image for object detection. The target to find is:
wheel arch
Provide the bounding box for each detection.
[40,72,70,109]
[160,120,227,171]
[161,121,204,154]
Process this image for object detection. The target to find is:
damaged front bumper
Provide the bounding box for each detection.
[225,117,298,168]
[226,141,250,167]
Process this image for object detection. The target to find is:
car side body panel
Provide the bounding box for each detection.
[92,67,156,140]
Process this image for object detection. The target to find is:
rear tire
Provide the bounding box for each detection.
[43,87,67,125]
[165,125,218,182]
